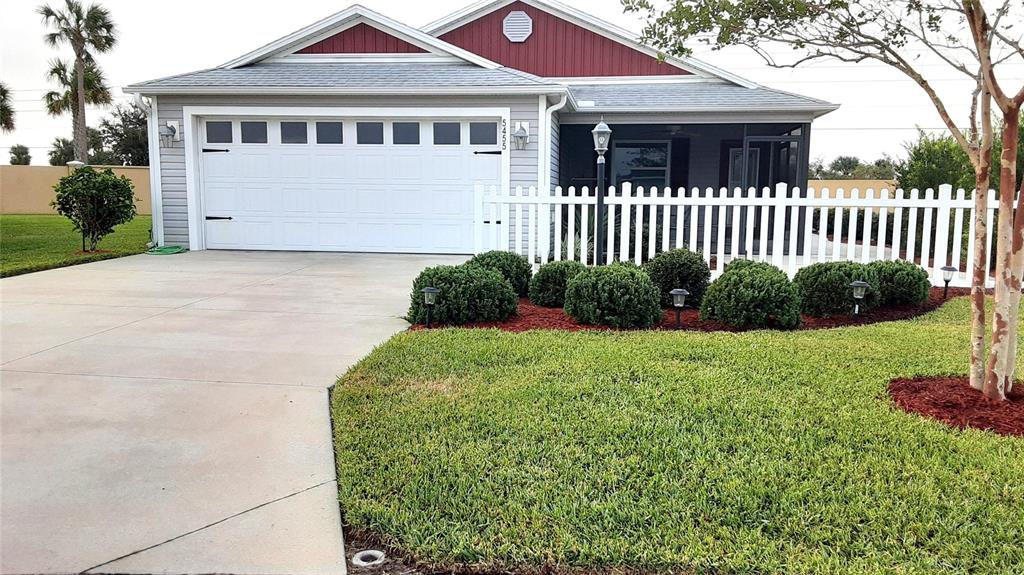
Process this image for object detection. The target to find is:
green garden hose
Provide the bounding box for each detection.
[146,246,188,255]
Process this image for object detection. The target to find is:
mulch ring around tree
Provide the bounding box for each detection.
[410,287,973,333]
[889,376,1023,437]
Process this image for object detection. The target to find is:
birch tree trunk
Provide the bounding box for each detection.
[1002,176,1024,391]
[969,91,993,390]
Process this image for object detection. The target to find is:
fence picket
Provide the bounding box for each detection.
[730,187,742,263]
[921,188,935,269]
[675,188,686,250]
[984,189,995,282]
[906,189,920,264]
[702,188,714,264]
[648,187,658,261]
[758,187,771,262]
[620,183,632,263]
[606,185,617,263]
[846,188,860,262]
[893,189,905,260]
[554,186,563,262]
[771,183,787,268]
[527,186,537,266]
[716,188,728,275]
[744,187,756,259]
[580,187,590,265]
[634,186,645,265]
[861,188,874,262]
[661,188,672,254]
[951,188,965,273]
[877,189,889,262]
[787,188,800,277]
[566,187,576,263]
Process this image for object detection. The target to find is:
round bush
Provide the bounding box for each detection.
[564,265,661,329]
[528,260,586,307]
[869,260,931,306]
[700,262,801,330]
[643,248,711,308]
[467,251,532,296]
[793,262,881,317]
[408,264,517,325]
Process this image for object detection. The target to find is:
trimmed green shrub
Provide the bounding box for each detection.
[564,265,661,329]
[869,260,931,306]
[723,258,760,274]
[51,166,137,251]
[528,260,586,307]
[700,262,801,330]
[408,264,517,325]
[643,248,711,307]
[793,262,881,317]
[467,251,532,296]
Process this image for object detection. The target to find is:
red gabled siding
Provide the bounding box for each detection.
[438,1,688,77]
[297,23,426,54]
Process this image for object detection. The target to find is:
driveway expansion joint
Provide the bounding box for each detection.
[79,480,337,575]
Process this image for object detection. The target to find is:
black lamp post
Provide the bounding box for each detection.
[941,266,957,299]
[670,288,689,329]
[592,118,612,265]
[421,287,439,328]
[850,280,869,315]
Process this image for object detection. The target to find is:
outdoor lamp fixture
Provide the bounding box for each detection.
[592,118,612,265]
[512,123,529,151]
[670,288,689,330]
[158,123,177,148]
[850,280,869,315]
[421,287,439,328]
[941,266,957,299]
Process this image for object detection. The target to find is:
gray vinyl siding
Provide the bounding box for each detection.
[154,94,541,248]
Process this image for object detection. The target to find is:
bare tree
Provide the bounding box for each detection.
[624,0,1022,397]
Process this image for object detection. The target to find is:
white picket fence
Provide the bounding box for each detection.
[474,182,1016,288]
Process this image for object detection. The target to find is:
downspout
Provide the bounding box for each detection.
[137,93,164,247]
[541,92,569,194]
[540,92,568,262]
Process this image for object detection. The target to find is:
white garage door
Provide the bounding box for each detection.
[198,116,503,253]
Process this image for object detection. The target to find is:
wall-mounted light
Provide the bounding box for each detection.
[512,122,529,151]
[159,121,180,147]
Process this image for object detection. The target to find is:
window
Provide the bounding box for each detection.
[612,142,670,189]
[206,121,232,144]
[469,122,497,145]
[280,122,308,144]
[433,122,460,145]
[357,122,384,144]
[240,121,267,143]
[392,122,420,145]
[316,122,343,144]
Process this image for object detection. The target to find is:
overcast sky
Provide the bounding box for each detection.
[1,0,1020,165]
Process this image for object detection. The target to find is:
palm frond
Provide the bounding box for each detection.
[0,81,15,133]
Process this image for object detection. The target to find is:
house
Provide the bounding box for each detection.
[126,0,838,253]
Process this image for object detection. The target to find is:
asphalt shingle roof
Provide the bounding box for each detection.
[129,62,553,90]
[568,82,837,112]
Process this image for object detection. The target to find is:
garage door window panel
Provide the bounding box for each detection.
[470,122,498,146]
[316,122,344,144]
[357,122,384,145]
[241,122,268,143]
[392,122,420,145]
[206,121,233,144]
[281,122,308,144]
[433,122,461,145]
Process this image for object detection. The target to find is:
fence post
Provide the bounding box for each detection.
[933,183,953,283]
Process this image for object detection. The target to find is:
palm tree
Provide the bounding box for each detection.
[38,0,116,162]
[43,58,112,118]
[0,81,14,133]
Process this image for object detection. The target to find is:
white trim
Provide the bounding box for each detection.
[220,5,501,70]
[541,93,568,194]
[181,105,512,251]
[560,111,826,124]
[266,53,463,64]
[549,75,721,85]
[422,0,760,88]
[145,96,164,245]
[125,85,566,96]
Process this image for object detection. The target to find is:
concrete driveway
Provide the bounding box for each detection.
[0,251,464,575]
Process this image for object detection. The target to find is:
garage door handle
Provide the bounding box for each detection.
[205,216,233,221]
[202,148,230,153]
[483,220,502,224]
[473,150,502,155]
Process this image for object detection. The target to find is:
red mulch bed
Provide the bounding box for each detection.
[411,287,973,333]
[889,376,1023,437]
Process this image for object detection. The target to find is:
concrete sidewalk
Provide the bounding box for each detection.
[0,251,463,575]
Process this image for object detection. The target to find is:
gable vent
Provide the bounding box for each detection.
[502,11,533,42]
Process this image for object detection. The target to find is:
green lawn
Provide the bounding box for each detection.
[331,298,1024,575]
[0,214,152,277]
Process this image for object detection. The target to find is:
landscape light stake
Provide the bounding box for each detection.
[421,287,439,328]
[670,288,689,330]
[591,118,612,266]
[850,280,869,315]
[941,266,957,299]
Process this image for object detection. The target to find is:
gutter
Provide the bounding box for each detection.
[540,93,568,195]
[122,85,569,97]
